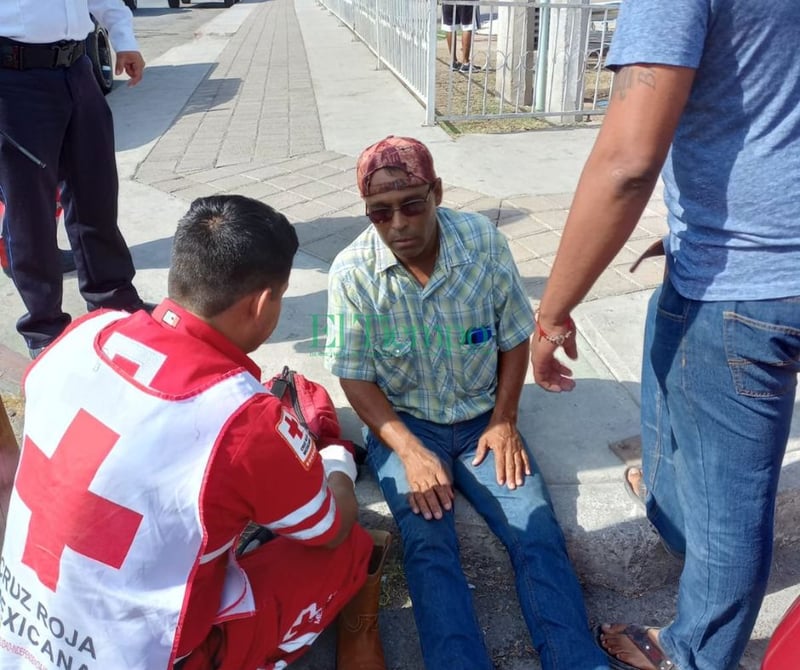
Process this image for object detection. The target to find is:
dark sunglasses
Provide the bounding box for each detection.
[365,183,435,225]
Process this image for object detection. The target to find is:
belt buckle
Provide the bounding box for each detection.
[53,42,75,68]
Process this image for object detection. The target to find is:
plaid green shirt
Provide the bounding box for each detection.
[324,207,535,424]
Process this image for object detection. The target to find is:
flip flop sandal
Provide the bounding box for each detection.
[594,624,676,670]
[623,465,647,510]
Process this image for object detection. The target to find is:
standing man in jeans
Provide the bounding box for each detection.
[531,1,800,669]
[325,135,608,670]
[0,0,149,359]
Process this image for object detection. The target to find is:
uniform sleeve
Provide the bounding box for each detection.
[214,395,342,547]
[606,0,708,70]
[324,265,377,382]
[88,0,139,52]
[491,230,535,351]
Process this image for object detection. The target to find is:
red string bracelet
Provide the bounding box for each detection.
[535,311,575,347]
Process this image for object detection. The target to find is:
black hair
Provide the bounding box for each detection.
[168,195,299,317]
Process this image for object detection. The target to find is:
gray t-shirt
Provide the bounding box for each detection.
[607,0,800,300]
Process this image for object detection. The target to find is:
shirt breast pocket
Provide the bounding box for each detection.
[374,339,419,396]
[457,340,497,395]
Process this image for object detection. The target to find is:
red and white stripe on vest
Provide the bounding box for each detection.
[0,311,264,670]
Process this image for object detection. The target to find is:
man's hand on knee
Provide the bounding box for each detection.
[474,421,531,489]
[400,445,454,521]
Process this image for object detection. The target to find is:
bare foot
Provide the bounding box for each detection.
[624,465,647,508]
[599,623,672,670]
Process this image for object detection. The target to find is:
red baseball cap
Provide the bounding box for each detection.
[356,136,437,196]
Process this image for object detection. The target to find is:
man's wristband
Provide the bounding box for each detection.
[535,310,575,347]
[319,444,358,484]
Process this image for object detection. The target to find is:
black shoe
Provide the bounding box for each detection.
[450,60,463,71]
[59,248,76,274]
[28,345,47,360]
[459,62,483,73]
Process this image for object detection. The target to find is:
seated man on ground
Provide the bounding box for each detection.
[0,195,389,670]
[324,136,608,670]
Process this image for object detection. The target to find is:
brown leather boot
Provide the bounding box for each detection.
[336,529,392,670]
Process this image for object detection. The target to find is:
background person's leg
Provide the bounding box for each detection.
[452,412,607,670]
[441,4,461,68]
[654,281,800,670]
[640,283,687,555]
[0,68,71,351]
[60,57,143,312]
[366,417,494,670]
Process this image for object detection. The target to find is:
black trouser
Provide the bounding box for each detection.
[0,55,140,349]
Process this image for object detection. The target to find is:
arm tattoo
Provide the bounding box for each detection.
[613,66,657,100]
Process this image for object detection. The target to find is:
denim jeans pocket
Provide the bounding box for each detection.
[374,339,418,395]
[723,310,800,398]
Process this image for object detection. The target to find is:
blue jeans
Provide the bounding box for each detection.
[366,411,608,670]
[641,279,800,670]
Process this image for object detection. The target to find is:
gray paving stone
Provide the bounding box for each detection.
[268,173,314,191]
[516,230,564,257]
[290,180,338,200]
[504,193,566,212]
[320,170,358,190]
[531,208,569,230]
[315,189,363,212]
[280,199,336,223]
[497,215,549,240]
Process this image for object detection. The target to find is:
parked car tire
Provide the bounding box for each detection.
[124,0,137,10]
[86,19,114,95]
[168,0,180,7]
[224,0,234,6]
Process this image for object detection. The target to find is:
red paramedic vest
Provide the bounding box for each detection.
[0,311,264,670]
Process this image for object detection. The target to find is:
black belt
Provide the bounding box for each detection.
[0,38,85,70]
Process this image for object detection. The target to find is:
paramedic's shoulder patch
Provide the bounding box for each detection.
[276,408,316,469]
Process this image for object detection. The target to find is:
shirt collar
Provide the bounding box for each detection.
[152,299,261,379]
[373,208,473,273]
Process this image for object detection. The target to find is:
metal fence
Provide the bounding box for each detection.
[316,0,618,126]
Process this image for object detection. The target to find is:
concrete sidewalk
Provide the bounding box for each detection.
[0,0,797,667]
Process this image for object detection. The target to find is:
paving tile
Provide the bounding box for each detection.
[320,171,358,190]
[540,192,577,208]
[629,259,666,288]
[325,155,359,171]
[586,267,642,301]
[508,240,536,264]
[228,182,282,200]
[516,230,563,257]
[303,231,363,264]
[503,194,565,212]
[315,190,363,212]
[531,208,569,230]
[170,183,223,203]
[149,176,197,193]
[207,174,260,191]
[440,186,485,208]
[497,214,548,240]
[268,173,314,191]
[280,199,336,223]
[624,236,664,255]
[187,164,254,182]
[296,163,346,180]
[241,164,293,181]
[264,190,309,211]
[290,180,338,200]
[636,215,669,237]
[299,150,349,164]
[271,156,324,173]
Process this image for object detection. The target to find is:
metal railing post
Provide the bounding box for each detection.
[534,0,551,112]
[424,0,438,125]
